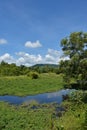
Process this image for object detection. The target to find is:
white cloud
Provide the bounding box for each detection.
[59,56,70,61]
[0,49,68,66]
[0,53,14,63]
[44,49,69,64]
[25,40,42,48]
[0,38,7,44]
[48,48,59,56]
[45,54,55,62]
[16,52,42,66]
[44,48,61,64]
[16,50,59,66]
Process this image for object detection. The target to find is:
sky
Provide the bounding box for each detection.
[0,0,87,66]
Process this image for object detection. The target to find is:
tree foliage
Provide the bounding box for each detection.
[0,61,59,76]
[60,32,87,89]
[0,61,30,76]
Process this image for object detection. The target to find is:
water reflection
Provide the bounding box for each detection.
[0,89,73,105]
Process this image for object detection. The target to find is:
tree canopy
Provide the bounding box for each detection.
[60,32,87,90]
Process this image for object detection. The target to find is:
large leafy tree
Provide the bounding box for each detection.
[60,32,87,89]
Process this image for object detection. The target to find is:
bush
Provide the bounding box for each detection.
[30,72,39,79]
[69,91,83,104]
[81,109,87,130]
[82,91,87,103]
[69,91,87,104]
[84,109,87,130]
[27,72,30,77]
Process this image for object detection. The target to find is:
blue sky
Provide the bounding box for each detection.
[0,0,87,66]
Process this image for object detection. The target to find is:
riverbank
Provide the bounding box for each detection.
[0,73,64,96]
[0,94,87,130]
[0,73,87,130]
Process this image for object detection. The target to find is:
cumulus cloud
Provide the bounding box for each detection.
[25,40,42,48]
[48,48,59,56]
[60,56,70,61]
[44,48,61,64]
[0,49,68,66]
[44,48,69,64]
[0,53,14,63]
[16,52,42,66]
[15,49,60,65]
[45,54,55,62]
[0,38,7,44]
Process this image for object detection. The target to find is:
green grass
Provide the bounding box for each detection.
[0,101,59,130]
[0,100,87,130]
[0,73,63,96]
[0,73,86,130]
[55,102,87,130]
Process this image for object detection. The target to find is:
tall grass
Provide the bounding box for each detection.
[0,73,64,96]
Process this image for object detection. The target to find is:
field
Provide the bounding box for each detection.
[0,73,87,130]
[0,98,87,130]
[0,73,63,96]
[0,101,56,130]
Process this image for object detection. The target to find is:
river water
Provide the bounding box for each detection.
[0,89,74,105]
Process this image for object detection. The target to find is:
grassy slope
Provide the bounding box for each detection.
[0,101,61,130]
[56,102,87,130]
[0,101,87,130]
[0,73,63,96]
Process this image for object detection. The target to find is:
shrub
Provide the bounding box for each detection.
[84,109,87,130]
[27,72,30,77]
[31,72,39,79]
[81,109,87,130]
[69,91,87,104]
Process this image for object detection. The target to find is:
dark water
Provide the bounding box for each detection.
[0,89,74,105]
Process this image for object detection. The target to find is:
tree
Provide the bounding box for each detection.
[60,32,87,89]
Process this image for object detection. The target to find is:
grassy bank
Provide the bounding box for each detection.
[56,102,87,130]
[0,99,87,130]
[0,102,54,130]
[0,73,86,130]
[0,73,63,96]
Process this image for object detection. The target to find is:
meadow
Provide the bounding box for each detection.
[0,73,63,96]
[0,96,87,130]
[0,73,87,130]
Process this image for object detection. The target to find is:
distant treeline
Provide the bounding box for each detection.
[0,61,60,76]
